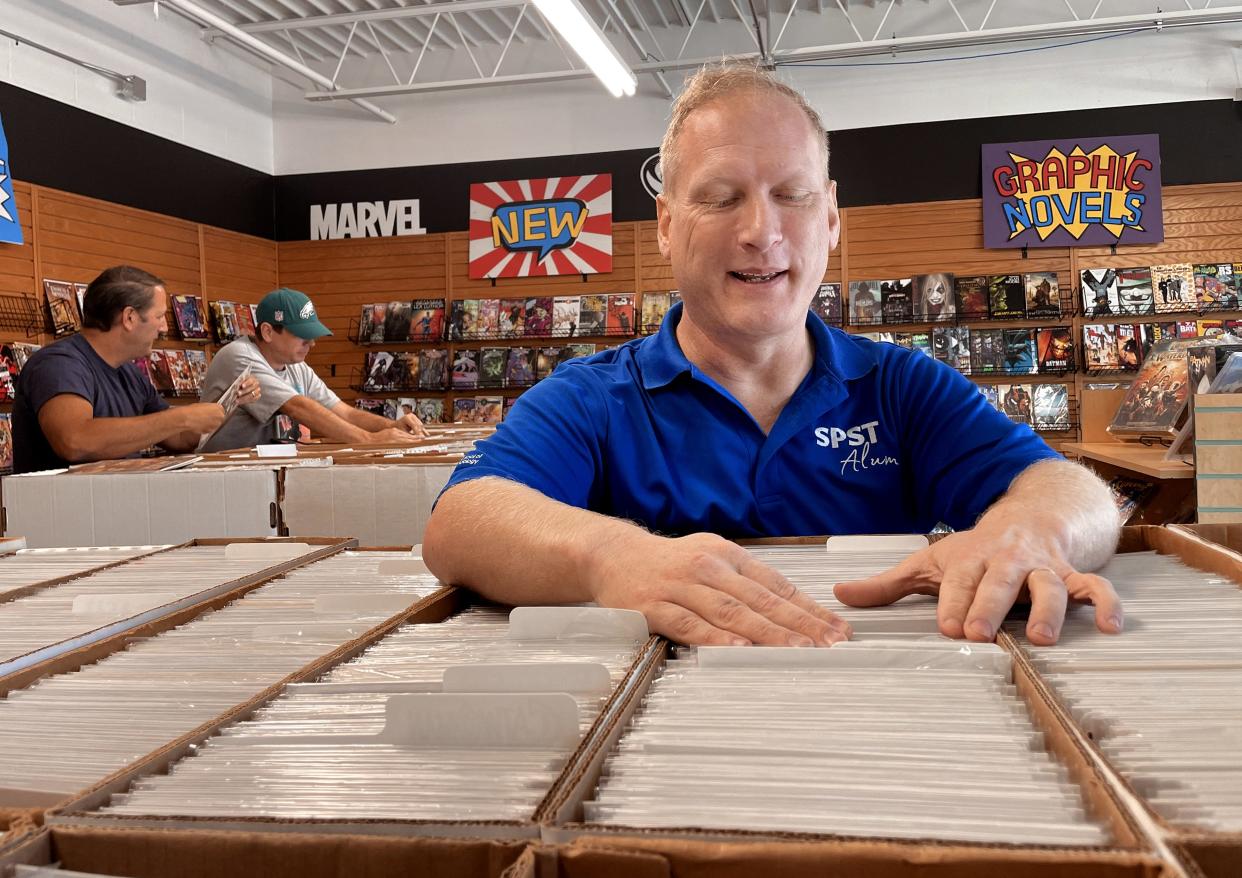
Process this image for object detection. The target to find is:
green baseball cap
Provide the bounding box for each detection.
[255,288,332,340]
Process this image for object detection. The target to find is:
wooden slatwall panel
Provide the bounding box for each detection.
[1074,183,1242,268]
[36,186,203,297]
[843,197,1073,284]
[278,234,449,403]
[202,227,278,305]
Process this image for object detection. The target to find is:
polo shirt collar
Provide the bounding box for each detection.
[637,300,877,391]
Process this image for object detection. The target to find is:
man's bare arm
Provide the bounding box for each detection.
[39,395,225,463]
[282,396,418,445]
[332,402,427,437]
[423,477,851,647]
[835,458,1122,646]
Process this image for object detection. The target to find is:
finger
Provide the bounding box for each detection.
[833,553,935,608]
[1066,571,1124,634]
[1025,567,1069,646]
[716,563,848,645]
[736,555,851,638]
[936,557,986,640]
[962,561,1026,642]
[680,582,818,647]
[645,600,748,647]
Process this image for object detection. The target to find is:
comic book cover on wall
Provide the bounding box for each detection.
[1108,339,1191,436]
[912,273,955,322]
[810,283,842,325]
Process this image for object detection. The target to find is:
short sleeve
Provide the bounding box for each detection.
[213,344,298,423]
[22,351,95,415]
[892,351,1060,529]
[440,364,606,507]
[294,364,341,411]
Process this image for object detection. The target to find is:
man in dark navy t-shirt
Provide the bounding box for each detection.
[13,265,257,474]
[424,64,1124,651]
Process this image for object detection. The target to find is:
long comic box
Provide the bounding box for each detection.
[2,571,457,818]
[45,599,661,846]
[0,538,349,693]
[0,544,458,820]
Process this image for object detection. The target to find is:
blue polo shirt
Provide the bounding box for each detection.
[443,303,1059,537]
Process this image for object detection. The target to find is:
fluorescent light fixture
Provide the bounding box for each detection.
[529,0,637,97]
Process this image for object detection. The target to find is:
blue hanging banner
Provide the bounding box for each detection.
[0,113,22,245]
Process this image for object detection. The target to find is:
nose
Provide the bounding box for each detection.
[737,195,781,252]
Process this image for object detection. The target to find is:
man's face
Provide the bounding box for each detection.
[656,92,839,343]
[264,325,315,365]
[128,285,169,355]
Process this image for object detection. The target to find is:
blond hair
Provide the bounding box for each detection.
[659,60,830,196]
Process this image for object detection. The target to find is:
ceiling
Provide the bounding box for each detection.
[112,0,1242,121]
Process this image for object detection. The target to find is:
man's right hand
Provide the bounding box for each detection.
[179,403,227,434]
[362,427,425,446]
[587,531,851,647]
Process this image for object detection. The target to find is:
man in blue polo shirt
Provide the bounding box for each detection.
[424,63,1122,650]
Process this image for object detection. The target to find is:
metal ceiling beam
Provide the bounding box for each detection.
[137,0,397,121]
[302,3,1242,100]
[203,0,527,35]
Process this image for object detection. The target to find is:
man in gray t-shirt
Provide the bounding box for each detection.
[199,288,425,452]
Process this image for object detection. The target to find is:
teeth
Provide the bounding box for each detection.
[732,271,781,282]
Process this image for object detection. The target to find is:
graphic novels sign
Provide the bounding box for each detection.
[0,113,22,245]
[468,175,613,279]
[982,135,1163,250]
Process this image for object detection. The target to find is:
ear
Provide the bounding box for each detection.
[655,193,673,260]
[825,179,842,252]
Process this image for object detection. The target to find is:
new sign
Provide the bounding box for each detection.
[468,175,612,279]
[981,135,1163,250]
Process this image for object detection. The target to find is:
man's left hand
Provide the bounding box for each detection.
[396,413,428,437]
[832,521,1123,646]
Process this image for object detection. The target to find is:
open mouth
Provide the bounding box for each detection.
[729,270,787,284]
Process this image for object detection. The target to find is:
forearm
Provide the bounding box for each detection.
[978,458,1119,572]
[161,429,204,453]
[281,396,369,443]
[423,477,646,605]
[339,405,394,432]
[62,410,190,462]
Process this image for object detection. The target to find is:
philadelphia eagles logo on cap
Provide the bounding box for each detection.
[300,302,315,319]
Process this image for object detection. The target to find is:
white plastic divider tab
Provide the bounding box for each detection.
[825,534,930,553]
[313,593,416,615]
[507,607,649,642]
[250,622,372,640]
[223,542,311,560]
[696,641,1011,677]
[71,593,179,617]
[380,692,581,748]
[409,544,423,557]
[376,558,431,576]
[255,445,298,458]
[285,680,442,695]
[442,662,612,695]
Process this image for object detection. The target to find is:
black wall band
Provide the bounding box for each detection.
[4,80,1238,241]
